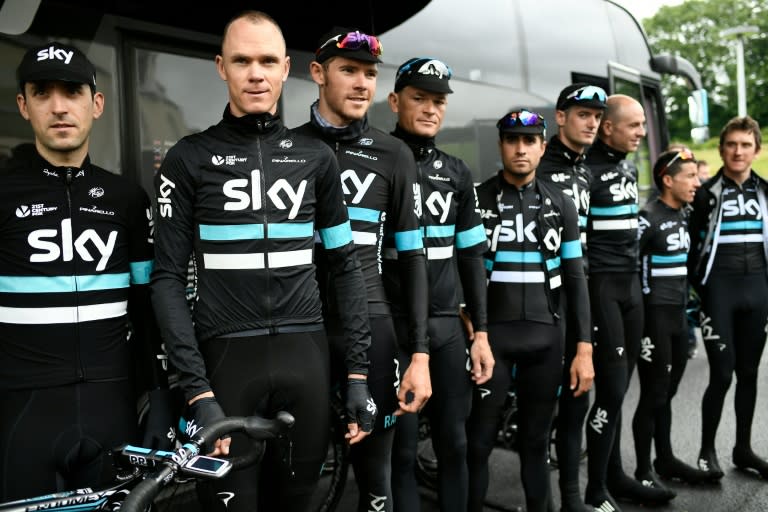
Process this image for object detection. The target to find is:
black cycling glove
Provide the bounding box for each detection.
[345,378,377,433]
[179,396,226,451]
[141,388,178,450]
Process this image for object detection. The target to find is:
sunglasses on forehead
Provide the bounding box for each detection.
[566,85,607,103]
[496,109,546,129]
[658,148,695,176]
[396,58,453,80]
[318,31,383,58]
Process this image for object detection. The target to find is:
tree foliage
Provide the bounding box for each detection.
[643,0,767,140]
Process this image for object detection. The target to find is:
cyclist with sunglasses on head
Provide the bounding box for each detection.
[1,43,172,500]
[583,95,674,510]
[384,57,494,512]
[151,12,375,511]
[467,110,590,512]
[688,115,768,481]
[294,29,432,512]
[537,83,603,512]
[631,148,709,491]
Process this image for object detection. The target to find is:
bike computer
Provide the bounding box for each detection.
[183,455,232,478]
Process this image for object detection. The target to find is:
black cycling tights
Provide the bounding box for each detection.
[0,380,138,501]
[699,273,768,455]
[584,272,642,496]
[391,316,473,512]
[467,321,562,512]
[197,331,330,512]
[632,304,688,474]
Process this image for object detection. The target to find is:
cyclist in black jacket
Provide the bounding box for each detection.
[537,83,602,512]
[688,116,768,480]
[583,95,673,510]
[385,57,494,512]
[467,110,590,512]
[632,148,709,488]
[150,13,375,512]
[294,31,432,512]
[0,43,171,500]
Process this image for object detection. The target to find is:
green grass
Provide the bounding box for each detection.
[672,128,768,179]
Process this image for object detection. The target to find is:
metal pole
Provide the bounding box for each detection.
[735,37,747,117]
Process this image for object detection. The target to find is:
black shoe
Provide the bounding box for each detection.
[560,485,593,512]
[635,471,677,501]
[585,490,622,512]
[732,446,768,479]
[654,456,712,484]
[607,472,675,506]
[697,450,725,481]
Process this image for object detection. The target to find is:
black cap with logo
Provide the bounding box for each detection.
[394,57,453,94]
[16,42,97,92]
[556,82,607,111]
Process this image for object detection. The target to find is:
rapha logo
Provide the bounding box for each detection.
[43,169,59,177]
[279,139,293,149]
[16,205,30,218]
[88,187,104,198]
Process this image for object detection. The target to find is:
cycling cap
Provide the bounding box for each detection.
[394,57,453,94]
[556,83,607,111]
[497,109,547,137]
[17,41,96,91]
[315,27,382,64]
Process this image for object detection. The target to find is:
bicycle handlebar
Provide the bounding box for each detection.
[121,412,295,512]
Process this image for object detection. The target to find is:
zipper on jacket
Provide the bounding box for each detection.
[65,167,85,380]
[256,136,273,325]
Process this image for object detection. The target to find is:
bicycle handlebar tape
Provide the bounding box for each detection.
[120,465,174,512]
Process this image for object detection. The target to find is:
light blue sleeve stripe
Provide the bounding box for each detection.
[495,251,543,263]
[720,220,762,231]
[456,224,487,249]
[651,253,688,264]
[589,204,638,216]
[199,223,264,240]
[579,215,588,228]
[130,260,154,284]
[560,240,583,259]
[319,221,353,249]
[0,273,130,293]
[484,258,494,271]
[395,229,424,251]
[348,207,382,223]
[268,222,314,238]
[546,257,561,271]
[425,224,456,238]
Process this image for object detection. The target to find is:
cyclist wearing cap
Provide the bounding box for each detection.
[385,57,494,512]
[582,95,673,510]
[537,83,602,512]
[293,29,431,512]
[151,12,374,511]
[0,42,171,499]
[467,110,590,512]
[631,148,708,489]
[688,115,768,481]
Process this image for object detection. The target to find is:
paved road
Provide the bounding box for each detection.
[334,332,768,511]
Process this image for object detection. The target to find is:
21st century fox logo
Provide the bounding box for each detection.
[16,203,58,218]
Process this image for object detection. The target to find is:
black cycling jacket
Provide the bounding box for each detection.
[151,107,370,399]
[638,198,690,306]
[295,106,429,355]
[386,125,488,332]
[0,146,164,391]
[538,136,592,268]
[476,171,591,343]
[585,138,640,273]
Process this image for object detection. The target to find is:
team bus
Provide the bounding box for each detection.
[1,0,707,195]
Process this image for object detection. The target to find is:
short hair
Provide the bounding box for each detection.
[697,159,708,168]
[719,115,761,150]
[221,10,283,54]
[652,148,696,190]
